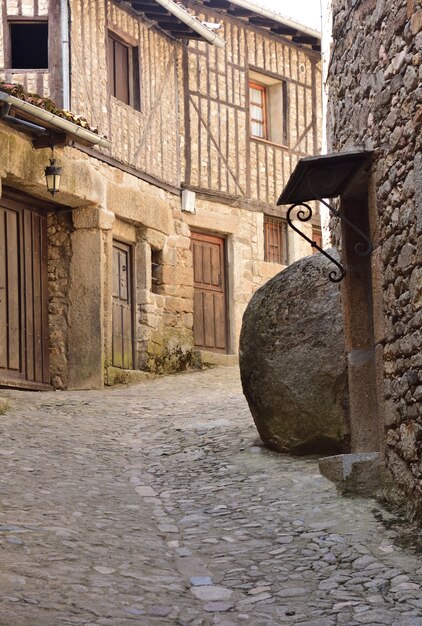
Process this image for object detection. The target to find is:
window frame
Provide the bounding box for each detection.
[264,215,288,265]
[249,81,267,140]
[7,18,49,70]
[248,70,289,147]
[107,29,140,110]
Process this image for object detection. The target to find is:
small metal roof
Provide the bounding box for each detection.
[277,151,373,205]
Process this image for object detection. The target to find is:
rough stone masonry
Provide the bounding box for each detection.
[327,0,422,519]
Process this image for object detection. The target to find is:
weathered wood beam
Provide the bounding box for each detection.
[133,7,170,16]
[270,26,298,36]
[292,35,320,45]
[248,17,277,27]
[171,31,202,37]
[204,0,232,8]
[32,132,67,149]
[157,21,191,30]
[227,7,254,17]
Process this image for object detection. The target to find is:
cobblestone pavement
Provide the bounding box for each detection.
[0,367,421,626]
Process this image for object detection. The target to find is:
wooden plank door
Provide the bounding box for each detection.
[191,232,227,353]
[112,241,134,369]
[0,198,49,389]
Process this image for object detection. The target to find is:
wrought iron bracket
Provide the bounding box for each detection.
[286,196,373,284]
[287,203,345,283]
[277,150,374,284]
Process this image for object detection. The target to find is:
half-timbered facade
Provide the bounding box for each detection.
[0,0,321,389]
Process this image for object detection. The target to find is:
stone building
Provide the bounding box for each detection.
[0,0,322,391]
[322,0,422,518]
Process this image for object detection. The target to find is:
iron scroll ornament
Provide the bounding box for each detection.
[286,203,346,283]
[286,186,373,283]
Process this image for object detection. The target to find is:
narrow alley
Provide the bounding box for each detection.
[0,367,421,626]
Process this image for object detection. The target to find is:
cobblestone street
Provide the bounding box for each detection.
[0,367,421,626]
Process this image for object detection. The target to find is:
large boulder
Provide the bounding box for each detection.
[239,250,350,455]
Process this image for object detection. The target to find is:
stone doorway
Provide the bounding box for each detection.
[191,232,227,353]
[112,240,135,369]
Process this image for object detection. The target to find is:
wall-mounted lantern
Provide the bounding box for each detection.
[44,149,62,196]
[277,151,373,282]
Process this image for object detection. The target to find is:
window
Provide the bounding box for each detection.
[249,70,288,145]
[108,32,140,108]
[264,216,288,265]
[151,249,163,293]
[9,22,48,69]
[249,82,267,139]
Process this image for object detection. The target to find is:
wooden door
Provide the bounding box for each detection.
[112,241,134,369]
[191,232,227,353]
[0,197,50,389]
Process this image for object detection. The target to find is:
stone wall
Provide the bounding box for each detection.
[47,211,72,390]
[327,0,422,518]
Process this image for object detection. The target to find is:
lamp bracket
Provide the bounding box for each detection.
[33,132,67,149]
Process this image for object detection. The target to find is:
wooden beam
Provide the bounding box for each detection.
[204,0,232,8]
[248,17,278,27]
[156,21,189,29]
[270,26,298,36]
[292,35,320,45]
[227,7,254,16]
[32,132,67,149]
[172,32,202,38]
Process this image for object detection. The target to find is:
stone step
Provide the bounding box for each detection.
[319,452,381,496]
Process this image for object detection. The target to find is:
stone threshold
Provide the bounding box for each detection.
[196,351,239,367]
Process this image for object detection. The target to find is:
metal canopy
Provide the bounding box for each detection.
[277,151,373,205]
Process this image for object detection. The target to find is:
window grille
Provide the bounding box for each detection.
[264,216,288,264]
[151,249,162,293]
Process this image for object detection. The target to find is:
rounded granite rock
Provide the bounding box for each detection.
[239,250,350,455]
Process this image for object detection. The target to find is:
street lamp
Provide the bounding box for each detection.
[44,149,62,196]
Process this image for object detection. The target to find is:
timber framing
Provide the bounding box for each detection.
[182,1,322,207]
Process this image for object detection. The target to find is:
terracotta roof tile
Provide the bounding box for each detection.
[0,81,99,134]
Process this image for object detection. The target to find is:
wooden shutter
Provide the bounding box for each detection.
[114,40,130,104]
[108,34,130,105]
